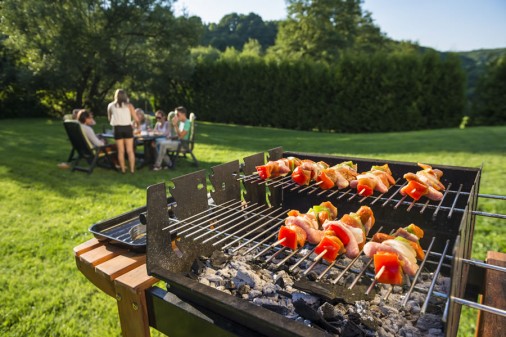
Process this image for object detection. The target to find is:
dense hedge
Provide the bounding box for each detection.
[181,51,465,132]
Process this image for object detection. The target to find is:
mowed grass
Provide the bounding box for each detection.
[0,118,504,337]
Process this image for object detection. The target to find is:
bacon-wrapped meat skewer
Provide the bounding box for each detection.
[316,161,358,190]
[291,159,328,185]
[349,164,396,196]
[278,201,337,250]
[400,163,445,201]
[320,206,375,259]
[363,224,425,284]
[255,157,302,180]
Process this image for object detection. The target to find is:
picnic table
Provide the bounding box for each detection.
[74,238,505,337]
[100,131,164,167]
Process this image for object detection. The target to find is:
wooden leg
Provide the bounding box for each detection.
[114,265,158,337]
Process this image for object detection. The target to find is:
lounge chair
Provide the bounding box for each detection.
[63,120,117,173]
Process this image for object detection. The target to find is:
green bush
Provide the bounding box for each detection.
[182,51,466,132]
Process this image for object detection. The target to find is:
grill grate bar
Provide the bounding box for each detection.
[448,184,463,219]
[265,246,288,264]
[420,199,431,214]
[181,202,260,237]
[421,239,450,314]
[198,205,279,243]
[212,207,286,246]
[232,220,284,254]
[225,219,283,251]
[451,297,506,318]
[266,175,292,187]
[163,199,240,232]
[382,182,407,207]
[289,248,316,272]
[432,183,452,218]
[348,259,373,289]
[401,236,437,307]
[274,247,303,268]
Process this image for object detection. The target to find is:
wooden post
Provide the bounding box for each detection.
[475,251,506,337]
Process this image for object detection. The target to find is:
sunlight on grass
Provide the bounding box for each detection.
[0,119,504,337]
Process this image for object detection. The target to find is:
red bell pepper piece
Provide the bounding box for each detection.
[402,180,429,201]
[373,251,403,285]
[314,236,345,263]
[326,224,350,246]
[357,178,374,196]
[256,165,272,180]
[316,170,335,190]
[292,166,311,185]
[278,225,306,250]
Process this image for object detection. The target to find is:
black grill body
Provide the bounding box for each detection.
[145,148,482,337]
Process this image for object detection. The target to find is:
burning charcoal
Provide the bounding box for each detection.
[248,289,262,299]
[210,250,230,268]
[293,300,339,334]
[225,280,236,290]
[399,326,422,337]
[237,284,250,295]
[252,298,290,316]
[427,328,444,336]
[232,262,264,289]
[317,302,344,321]
[262,283,277,296]
[342,319,368,337]
[274,275,285,288]
[206,274,224,284]
[190,257,206,276]
[415,313,443,332]
[292,292,320,307]
[306,271,318,281]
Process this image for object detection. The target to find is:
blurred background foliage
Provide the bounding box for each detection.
[0,0,504,128]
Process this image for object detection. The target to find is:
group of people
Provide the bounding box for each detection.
[71,88,190,174]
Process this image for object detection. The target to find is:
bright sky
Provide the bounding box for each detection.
[173,0,506,52]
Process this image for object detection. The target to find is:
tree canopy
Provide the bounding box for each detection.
[270,0,388,62]
[0,0,202,115]
[201,13,277,52]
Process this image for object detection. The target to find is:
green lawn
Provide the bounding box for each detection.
[0,119,504,337]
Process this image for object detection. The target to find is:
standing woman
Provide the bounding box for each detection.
[108,89,139,174]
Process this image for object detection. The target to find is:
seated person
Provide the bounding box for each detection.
[133,108,151,134]
[153,106,191,170]
[78,109,119,167]
[152,110,171,138]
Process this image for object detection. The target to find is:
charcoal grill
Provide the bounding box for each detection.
[144,147,506,337]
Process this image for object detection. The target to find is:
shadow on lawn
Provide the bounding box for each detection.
[0,119,504,198]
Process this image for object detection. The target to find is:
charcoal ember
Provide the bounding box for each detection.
[237,283,250,295]
[399,326,422,337]
[225,280,236,290]
[317,302,343,321]
[210,250,230,268]
[293,299,339,334]
[427,328,444,336]
[292,292,320,307]
[252,298,290,316]
[231,261,264,289]
[274,274,285,287]
[248,289,262,299]
[190,257,206,276]
[262,283,277,296]
[341,318,369,337]
[415,313,443,332]
[206,274,224,285]
[306,271,318,281]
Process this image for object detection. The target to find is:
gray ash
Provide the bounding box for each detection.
[190,246,448,337]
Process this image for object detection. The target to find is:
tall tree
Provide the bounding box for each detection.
[472,55,506,125]
[0,0,202,115]
[270,0,386,63]
[202,13,278,51]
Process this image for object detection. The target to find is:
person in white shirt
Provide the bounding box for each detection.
[78,110,119,168]
[107,89,139,174]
